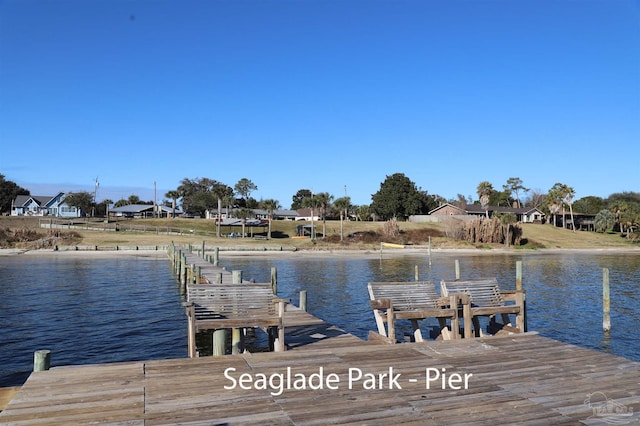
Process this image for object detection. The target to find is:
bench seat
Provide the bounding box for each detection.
[184,284,286,356]
[440,278,525,338]
[368,281,465,342]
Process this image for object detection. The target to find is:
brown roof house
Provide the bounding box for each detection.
[412,203,545,224]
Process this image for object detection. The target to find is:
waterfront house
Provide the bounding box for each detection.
[295,208,320,221]
[11,192,82,217]
[411,203,546,223]
[254,209,299,221]
[109,204,177,218]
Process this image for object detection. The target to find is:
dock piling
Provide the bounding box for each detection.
[603,268,611,332]
[33,350,50,372]
[271,267,277,295]
[300,290,307,312]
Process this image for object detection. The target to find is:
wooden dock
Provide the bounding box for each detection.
[171,244,365,354]
[2,333,639,424]
[3,247,639,424]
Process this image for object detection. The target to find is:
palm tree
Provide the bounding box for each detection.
[476,181,493,219]
[332,196,351,241]
[165,190,180,218]
[314,192,333,238]
[499,212,517,246]
[356,205,371,221]
[547,185,564,227]
[302,193,321,239]
[237,207,255,238]
[564,186,576,232]
[260,199,281,240]
[549,183,576,231]
[222,194,235,219]
[594,209,616,233]
[212,184,233,237]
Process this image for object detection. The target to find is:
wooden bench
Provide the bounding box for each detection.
[440,278,525,338]
[367,281,465,343]
[184,284,287,357]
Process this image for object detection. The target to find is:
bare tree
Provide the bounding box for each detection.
[504,177,529,208]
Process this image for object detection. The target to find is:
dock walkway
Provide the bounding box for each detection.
[2,333,639,424]
[172,245,364,351]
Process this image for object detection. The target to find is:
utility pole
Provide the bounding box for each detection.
[154,181,157,218]
[92,177,99,217]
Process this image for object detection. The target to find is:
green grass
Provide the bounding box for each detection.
[1,216,637,250]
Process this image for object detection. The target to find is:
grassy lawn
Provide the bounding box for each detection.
[1,216,637,251]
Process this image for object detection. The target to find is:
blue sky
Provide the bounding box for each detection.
[1,0,638,209]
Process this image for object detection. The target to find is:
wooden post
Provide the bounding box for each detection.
[455,259,460,280]
[516,260,527,332]
[603,268,611,332]
[428,236,432,267]
[414,265,419,281]
[230,269,243,352]
[201,240,205,258]
[271,267,278,295]
[231,328,243,355]
[212,330,226,356]
[175,250,182,274]
[213,247,219,266]
[215,272,223,284]
[34,350,51,372]
[180,260,186,286]
[300,290,307,312]
[196,266,201,284]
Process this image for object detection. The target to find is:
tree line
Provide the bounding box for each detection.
[1,172,638,238]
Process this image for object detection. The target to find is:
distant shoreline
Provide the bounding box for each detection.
[2,246,639,258]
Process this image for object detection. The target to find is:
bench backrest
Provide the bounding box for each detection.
[187,284,277,319]
[440,278,504,308]
[368,281,440,311]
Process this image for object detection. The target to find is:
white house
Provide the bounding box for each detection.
[11,193,82,218]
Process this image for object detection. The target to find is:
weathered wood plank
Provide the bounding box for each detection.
[3,315,640,425]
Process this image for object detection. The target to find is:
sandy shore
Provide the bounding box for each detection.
[2,246,639,259]
[0,248,168,258]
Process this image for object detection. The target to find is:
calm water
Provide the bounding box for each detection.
[0,255,186,387]
[1,251,638,387]
[223,251,640,361]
